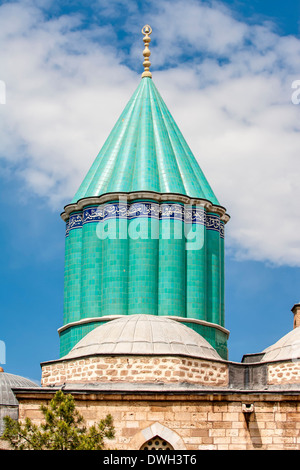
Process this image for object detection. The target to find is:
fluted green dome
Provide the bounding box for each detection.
[60,74,229,361]
[72,77,219,205]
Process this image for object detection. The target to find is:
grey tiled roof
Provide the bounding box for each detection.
[0,371,39,406]
[63,314,223,361]
[261,327,300,362]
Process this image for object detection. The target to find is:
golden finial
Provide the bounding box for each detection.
[142,25,152,78]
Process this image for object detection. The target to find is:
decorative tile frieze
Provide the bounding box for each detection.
[66,213,83,236]
[66,203,224,238]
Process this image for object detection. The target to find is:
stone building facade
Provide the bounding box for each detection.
[15,389,300,451]
[1,26,300,451]
[9,314,300,451]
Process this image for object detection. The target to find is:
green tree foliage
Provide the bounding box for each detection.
[1,390,115,450]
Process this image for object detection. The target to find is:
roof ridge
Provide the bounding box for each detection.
[106,84,143,193]
[72,82,144,201]
[89,84,144,196]
[150,80,201,197]
[149,81,185,193]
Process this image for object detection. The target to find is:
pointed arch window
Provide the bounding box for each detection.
[140,435,174,450]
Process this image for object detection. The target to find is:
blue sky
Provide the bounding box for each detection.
[0,0,300,383]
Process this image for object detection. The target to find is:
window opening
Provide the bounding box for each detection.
[140,435,174,450]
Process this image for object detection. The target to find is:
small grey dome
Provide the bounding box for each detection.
[63,314,222,361]
[261,327,300,362]
[0,370,39,406]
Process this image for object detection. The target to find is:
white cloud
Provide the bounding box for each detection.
[1,0,300,266]
[0,1,136,206]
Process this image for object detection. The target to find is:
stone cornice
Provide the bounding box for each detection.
[61,192,230,223]
[57,315,230,337]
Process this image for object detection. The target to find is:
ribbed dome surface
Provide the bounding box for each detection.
[0,371,39,406]
[261,327,300,362]
[63,314,222,361]
[72,77,219,205]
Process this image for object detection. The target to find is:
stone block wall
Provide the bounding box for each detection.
[15,391,300,451]
[268,361,300,385]
[41,355,228,387]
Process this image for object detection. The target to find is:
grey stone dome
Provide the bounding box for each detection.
[63,314,222,361]
[261,327,300,362]
[0,369,39,406]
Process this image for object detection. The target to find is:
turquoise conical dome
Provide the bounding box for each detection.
[60,71,230,361]
[72,77,219,205]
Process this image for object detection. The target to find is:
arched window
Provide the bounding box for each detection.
[140,435,174,450]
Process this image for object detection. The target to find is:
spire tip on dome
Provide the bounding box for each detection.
[142,24,152,78]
